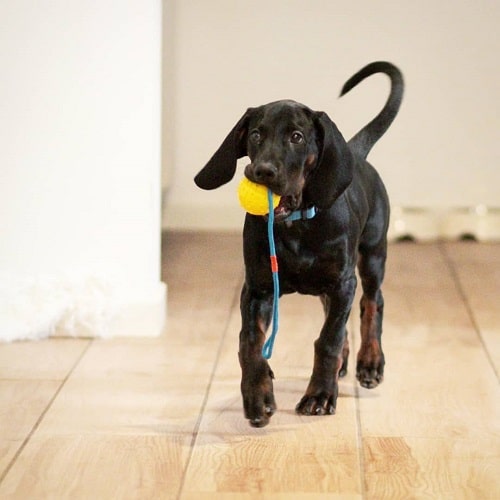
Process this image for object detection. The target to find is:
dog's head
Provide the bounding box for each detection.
[194,100,353,221]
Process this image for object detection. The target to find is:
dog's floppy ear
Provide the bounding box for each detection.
[194,109,252,190]
[305,112,354,208]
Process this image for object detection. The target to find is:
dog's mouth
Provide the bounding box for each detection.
[273,194,301,222]
[243,167,303,222]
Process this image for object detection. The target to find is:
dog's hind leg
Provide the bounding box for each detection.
[356,240,387,388]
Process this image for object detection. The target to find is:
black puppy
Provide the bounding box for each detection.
[195,62,404,427]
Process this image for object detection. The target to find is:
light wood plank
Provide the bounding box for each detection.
[0,435,181,500]
[0,338,89,380]
[443,242,500,375]
[355,244,500,499]
[30,338,216,435]
[0,338,206,499]
[0,338,89,480]
[0,380,61,476]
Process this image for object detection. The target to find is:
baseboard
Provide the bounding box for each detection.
[164,202,500,242]
[0,272,167,342]
[389,206,500,242]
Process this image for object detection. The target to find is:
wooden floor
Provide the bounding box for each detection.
[0,232,499,499]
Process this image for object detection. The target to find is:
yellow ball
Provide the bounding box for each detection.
[237,177,280,216]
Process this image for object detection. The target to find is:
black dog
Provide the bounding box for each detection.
[195,62,404,427]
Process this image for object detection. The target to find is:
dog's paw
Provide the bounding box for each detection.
[246,402,276,428]
[356,356,384,389]
[356,341,385,389]
[243,391,276,427]
[241,365,276,427]
[295,392,336,416]
[356,366,383,388]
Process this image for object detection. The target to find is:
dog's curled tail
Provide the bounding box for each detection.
[340,61,404,160]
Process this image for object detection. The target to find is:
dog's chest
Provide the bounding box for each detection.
[275,233,349,295]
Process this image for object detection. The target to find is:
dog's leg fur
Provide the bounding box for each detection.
[356,242,386,388]
[339,332,350,378]
[295,276,357,415]
[238,284,277,427]
[320,295,350,378]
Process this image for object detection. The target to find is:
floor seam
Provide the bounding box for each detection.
[0,339,94,485]
[176,272,243,500]
[349,308,368,500]
[439,243,499,381]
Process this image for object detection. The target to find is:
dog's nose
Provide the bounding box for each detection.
[253,162,278,183]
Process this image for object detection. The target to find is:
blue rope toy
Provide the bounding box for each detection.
[262,188,280,359]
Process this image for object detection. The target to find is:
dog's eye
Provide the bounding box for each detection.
[249,130,261,143]
[290,131,304,144]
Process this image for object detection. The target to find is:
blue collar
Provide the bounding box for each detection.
[285,206,317,222]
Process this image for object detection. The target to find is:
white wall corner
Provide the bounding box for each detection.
[0,0,165,342]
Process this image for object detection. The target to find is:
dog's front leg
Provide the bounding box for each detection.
[296,276,357,416]
[238,283,276,427]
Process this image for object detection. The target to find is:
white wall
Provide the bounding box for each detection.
[0,0,166,340]
[163,0,500,232]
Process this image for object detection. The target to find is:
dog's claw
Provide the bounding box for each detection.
[247,404,275,427]
[357,370,383,389]
[249,417,269,428]
[295,393,336,416]
[243,390,276,428]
